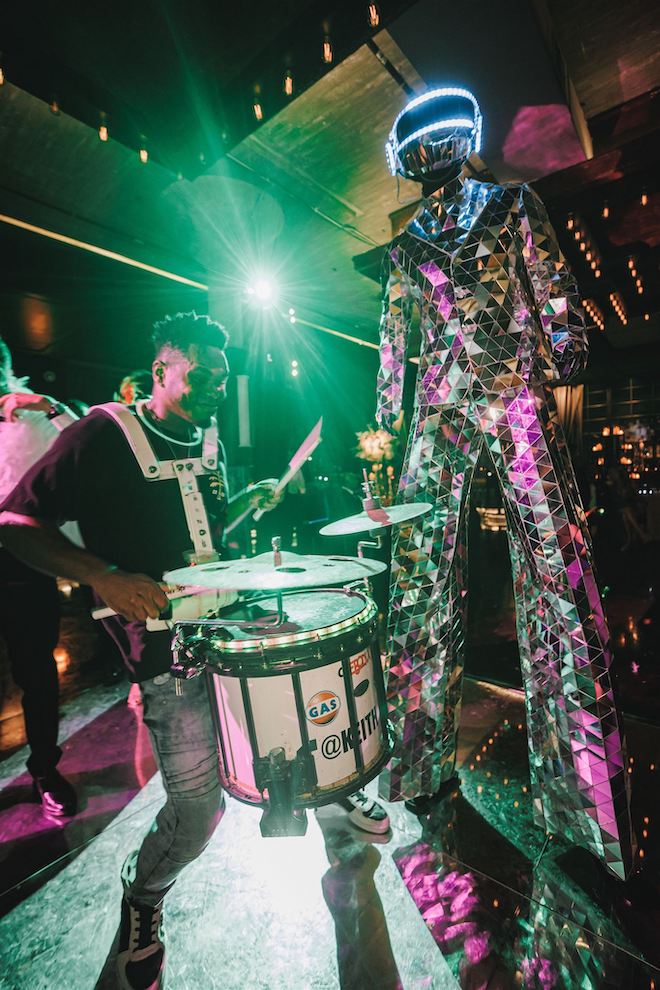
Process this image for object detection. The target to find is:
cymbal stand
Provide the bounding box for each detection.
[356,472,383,590]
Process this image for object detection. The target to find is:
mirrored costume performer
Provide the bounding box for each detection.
[376,87,633,878]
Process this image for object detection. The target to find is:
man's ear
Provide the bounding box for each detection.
[152,360,165,386]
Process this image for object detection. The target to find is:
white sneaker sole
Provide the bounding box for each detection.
[346,808,391,834]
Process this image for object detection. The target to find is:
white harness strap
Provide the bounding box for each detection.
[92,402,161,477]
[91,401,219,559]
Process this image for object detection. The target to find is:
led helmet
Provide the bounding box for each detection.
[385,87,482,182]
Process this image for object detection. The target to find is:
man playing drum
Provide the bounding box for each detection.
[0,311,389,990]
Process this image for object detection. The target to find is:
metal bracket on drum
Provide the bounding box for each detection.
[170,627,209,694]
[256,748,308,837]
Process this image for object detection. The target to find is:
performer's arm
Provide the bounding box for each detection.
[0,391,77,430]
[0,515,167,621]
[0,418,167,621]
[375,248,413,431]
[227,479,281,526]
[516,184,588,382]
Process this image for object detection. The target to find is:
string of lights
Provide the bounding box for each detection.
[567,200,654,332]
[566,213,602,279]
[582,298,605,332]
[609,290,628,326]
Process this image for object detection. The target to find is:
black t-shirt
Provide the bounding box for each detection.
[0,408,228,681]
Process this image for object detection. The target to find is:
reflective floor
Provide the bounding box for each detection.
[1,659,658,989]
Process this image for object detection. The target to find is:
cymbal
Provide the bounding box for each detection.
[163,551,387,591]
[320,501,433,536]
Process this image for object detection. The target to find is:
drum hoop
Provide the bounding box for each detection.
[206,617,379,676]
[198,591,378,655]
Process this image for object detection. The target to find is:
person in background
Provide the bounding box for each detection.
[114,369,152,406]
[0,335,78,817]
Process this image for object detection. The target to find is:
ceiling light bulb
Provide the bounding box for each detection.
[323,36,333,63]
[367,4,380,27]
[139,148,148,163]
[98,124,109,141]
[602,203,609,218]
[253,102,263,121]
[284,71,293,96]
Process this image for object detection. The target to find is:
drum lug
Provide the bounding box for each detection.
[170,627,208,684]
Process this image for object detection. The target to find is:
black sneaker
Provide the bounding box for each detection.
[32,770,77,818]
[117,896,166,990]
[404,774,461,814]
[337,790,390,834]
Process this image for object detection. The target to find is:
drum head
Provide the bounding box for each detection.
[220,589,366,641]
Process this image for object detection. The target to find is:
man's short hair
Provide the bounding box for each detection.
[151,312,229,358]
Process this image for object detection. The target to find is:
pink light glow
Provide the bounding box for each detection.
[502,105,585,179]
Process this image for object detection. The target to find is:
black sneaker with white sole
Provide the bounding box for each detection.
[338,789,390,834]
[116,896,165,990]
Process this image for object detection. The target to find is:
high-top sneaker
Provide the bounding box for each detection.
[116,895,166,990]
[117,851,165,990]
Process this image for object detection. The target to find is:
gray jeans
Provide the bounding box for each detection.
[124,673,225,906]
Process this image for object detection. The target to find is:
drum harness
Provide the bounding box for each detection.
[90,402,285,681]
[91,401,231,635]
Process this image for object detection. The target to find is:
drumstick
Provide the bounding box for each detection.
[91,585,214,621]
[253,417,322,522]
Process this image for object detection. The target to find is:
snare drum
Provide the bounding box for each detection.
[175,588,390,809]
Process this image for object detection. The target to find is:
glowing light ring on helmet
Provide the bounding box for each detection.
[385,86,483,176]
[385,140,397,175]
[397,118,476,155]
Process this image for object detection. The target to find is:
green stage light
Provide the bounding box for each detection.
[246,275,279,308]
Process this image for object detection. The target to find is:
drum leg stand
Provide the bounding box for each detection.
[259,747,308,837]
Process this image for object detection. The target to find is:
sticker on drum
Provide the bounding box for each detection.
[299,649,382,788]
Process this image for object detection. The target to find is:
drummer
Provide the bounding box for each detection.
[0,311,389,990]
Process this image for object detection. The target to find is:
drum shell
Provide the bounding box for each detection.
[185,589,391,809]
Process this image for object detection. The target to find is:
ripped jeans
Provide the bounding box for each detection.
[124,672,225,907]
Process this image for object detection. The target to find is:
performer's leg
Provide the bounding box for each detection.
[379,405,481,802]
[123,672,225,906]
[482,385,633,878]
[503,404,590,836]
[117,672,224,989]
[0,549,62,777]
